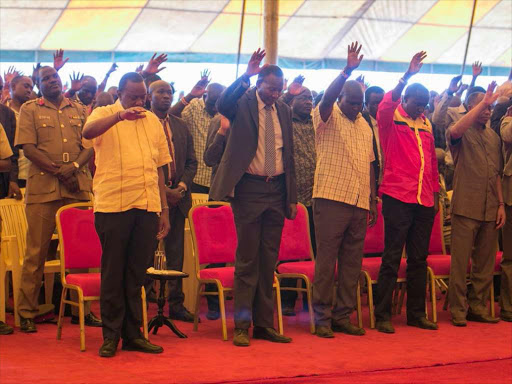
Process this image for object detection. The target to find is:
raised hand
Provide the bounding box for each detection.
[245,48,267,77]
[4,66,21,84]
[448,75,462,94]
[144,53,167,75]
[355,74,369,91]
[406,51,427,77]
[120,107,146,121]
[69,72,84,92]
[483,81,499,105]
[345,42,364,73]
[219,115,230,134]
[32,63,41,83]
[135,64,143,73]
[190,70,211,98]
[456,83,469,96]
[53,49,69,72]
[288,75,305,96]
[107,63,118,75]
[472,61,483,77]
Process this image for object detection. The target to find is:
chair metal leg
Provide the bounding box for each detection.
[56,287,67,340]
[428,269,437,323]
[0,261,6,323]
[397,283,406,315]
[363,272,375,329]
[193,283,203,332]
[274,277,284,335]
[141,286,148,340]
[490,282,495,318]
[44,272,55,306]
[78,294,85,352]
[218,284,228,341]
[305,279,315,334]
[356,279,362,328]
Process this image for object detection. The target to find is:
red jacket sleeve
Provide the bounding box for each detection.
[376,91,400,152]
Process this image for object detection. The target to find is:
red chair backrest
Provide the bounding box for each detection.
[58,207,102,269]
[363,201,384,254]
[428,209,444,254]
[278,204,311,261]
[190,205,237,265]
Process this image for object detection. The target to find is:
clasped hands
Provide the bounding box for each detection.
[51,162,79,193]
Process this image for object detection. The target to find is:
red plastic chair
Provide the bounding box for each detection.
[55,203,148,351]
[189,202,284,341]
[276,203,315,333]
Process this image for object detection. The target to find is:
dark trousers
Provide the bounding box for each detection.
[191,183,210,194]
[312,199,367,326]
[231,174,286,330]
[95,209,158,341]
[281,205,316,309]
[164,207,187,314]
[375,194,435,322]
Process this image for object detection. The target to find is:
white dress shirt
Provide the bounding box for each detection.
[247,91,284,176]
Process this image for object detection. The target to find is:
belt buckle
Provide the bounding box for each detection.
[265,176,274,183]
[62,152,70,163]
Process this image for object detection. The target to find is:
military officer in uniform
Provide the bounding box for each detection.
[15,66,96,333]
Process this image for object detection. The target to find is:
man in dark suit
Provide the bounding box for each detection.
[210,49,297,347]
[149,80,198,322]
[0,103,19,199]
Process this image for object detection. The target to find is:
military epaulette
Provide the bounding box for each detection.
[24,98,39,106]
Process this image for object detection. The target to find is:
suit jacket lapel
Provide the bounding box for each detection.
[276,103,291,150]
[246,88,259,133]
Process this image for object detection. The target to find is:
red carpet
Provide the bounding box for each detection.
[1,301,511,384]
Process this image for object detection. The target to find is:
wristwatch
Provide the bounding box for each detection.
[73,161,80,169]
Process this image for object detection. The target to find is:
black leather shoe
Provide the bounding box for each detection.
[206,310,220,320]
[467,312,500,323]
[332,321,366,336]
[500,310,512,322]
[0,321,13,335]
[20,317,37,333]
[253,327,292,343]
[169,308,199,323]
[376,321,395,334]
[122,338,163,354]
[233,328,250,347]
[99,339,118,358]
[315,326,334,338]
[71,312,102,327]
[282,307,296,317]
[407,317,438,330]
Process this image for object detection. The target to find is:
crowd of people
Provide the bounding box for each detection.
[0,44,511,358]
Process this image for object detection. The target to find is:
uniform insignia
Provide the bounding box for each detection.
[38,116,51,120]
[37,98,45,106]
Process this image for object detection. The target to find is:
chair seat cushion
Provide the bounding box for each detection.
[427,254,451,276]
[200,267,235,288]
[277,261,315,282]
[66,273,100,297]
[361,257,382,281]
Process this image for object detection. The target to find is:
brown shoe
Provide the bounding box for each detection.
[500,310,512,322]
[407,317,438,330]
[332,321,366,336]
[376,321,395,334]
[315,325,334,338]
[233,328,250,347]
[467,312,500,323]
[253,327,292,343]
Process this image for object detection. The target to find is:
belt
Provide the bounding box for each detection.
[47,152,80,164]
[243,173,285,183]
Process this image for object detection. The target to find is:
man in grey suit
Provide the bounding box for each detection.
[210,49,297,347]
[149,80,198,322]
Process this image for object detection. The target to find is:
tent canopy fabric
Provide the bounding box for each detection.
[0,0,510,74]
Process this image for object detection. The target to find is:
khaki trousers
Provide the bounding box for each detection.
[449,214,497,320]
[17,199,90,319]
[500,205,512,313]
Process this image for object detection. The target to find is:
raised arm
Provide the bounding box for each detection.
[468,61,482,91]
[83,107,146,140]
[97,63,118,94]
[432,75,462,128]
[280,75,305,106]
[217,49,267,120]
[319,42,363,122]
[448,82,499,141]
[391,51,427,102]
[169,70,210,117]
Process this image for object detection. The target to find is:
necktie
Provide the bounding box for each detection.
[161,118,177,184]
[264,105,276,176]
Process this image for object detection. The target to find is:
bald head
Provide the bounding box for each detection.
[467,92,484,108]
[205,82,226,116]
[339,80,364,121]
[78,75,98,106]
[150,80,173,113]
[291,86,313,118]
[149,80,171,94]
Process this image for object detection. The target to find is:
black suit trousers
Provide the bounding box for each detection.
[95,209,158,341]
[231,174,286,330]
[375,194,435,322]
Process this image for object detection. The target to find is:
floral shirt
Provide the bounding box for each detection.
[292,114,316,206]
